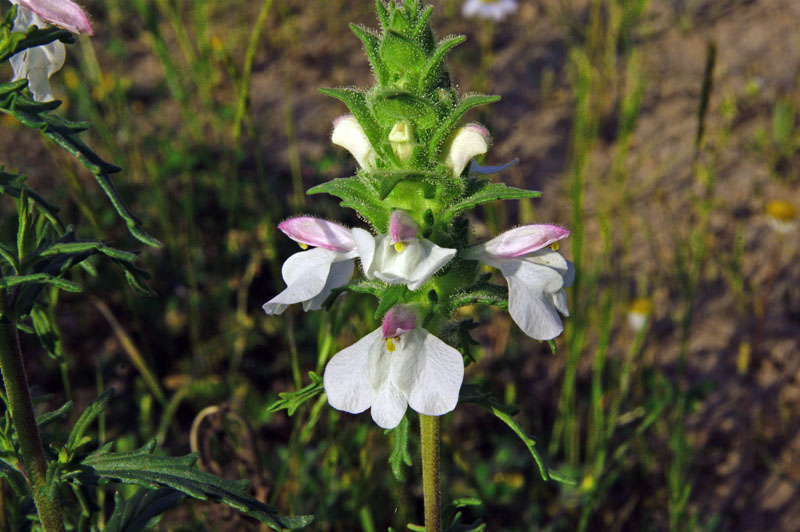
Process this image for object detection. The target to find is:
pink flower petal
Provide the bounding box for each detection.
[482,225,570,258]
[382,305,417,339]
[17,0,93,35]
[278,217,355,252]
[389,211,418,244]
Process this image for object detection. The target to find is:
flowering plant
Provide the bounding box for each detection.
[264,1,575,529]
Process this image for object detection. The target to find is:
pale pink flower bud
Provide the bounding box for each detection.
[443,123,490,177]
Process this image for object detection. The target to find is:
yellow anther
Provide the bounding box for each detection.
[299,243,309,250]
[551,242,560,251]
[386,338,396,352]
[394,242,404,253]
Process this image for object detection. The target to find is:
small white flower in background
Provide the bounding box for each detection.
[464,224,573,340]
[765,199,797,234]
[462,0,518,22]
[353,210,456,291]
[324,305,464,429]
[331,114,377,170]
[262,217,359,315]
[443,123,490,177]
[9,0,93,35]
[627,297,653,332]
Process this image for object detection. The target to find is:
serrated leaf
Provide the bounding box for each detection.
[267,372,324,416]
[388,416,412,481]
[351,24,388,86]
[101,488,184,532]
[428,95,500,160]
[441,181,541,224]
[80,446,313,530]
[420,35,465,91]
[307,176,390,230]
[460,384,575,485]
[318,88,388,160]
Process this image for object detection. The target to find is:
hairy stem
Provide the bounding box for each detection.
[420,415,441,532]
[0,291,65,532]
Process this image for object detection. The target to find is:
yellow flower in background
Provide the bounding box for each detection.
[627,297,653,332]
[765,200,797,234]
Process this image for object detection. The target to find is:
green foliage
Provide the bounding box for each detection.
[78,442,313,530]
[388,415,412,481]
[268,372,325,416]
[101,489,184,532]
[460,384,575,485]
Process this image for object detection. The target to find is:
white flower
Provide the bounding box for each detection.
[443,123,490,177]
[331,114,377,170]
[353,211,456,291]
[9,7,67,102]
[464,224,573,340]
[323,305,464,429]
[262,217,358,314]
[462,0,518,21]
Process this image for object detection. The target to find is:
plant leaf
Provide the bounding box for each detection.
[0,458,29,496]
[101,488,184,532]
[387,415,412,481]
[460,384,576,485]
[350,24,388,86]
[307,176,390,230]
[441,180,541,224]
[79,445,313,530]
[420,35,465,91]
[428,94,500,160]
[267,372,324,416]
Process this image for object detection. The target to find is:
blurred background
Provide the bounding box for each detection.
[1,0,800,530]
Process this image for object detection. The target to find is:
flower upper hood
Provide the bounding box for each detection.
[262,217,359,315]
[464,224,573,340]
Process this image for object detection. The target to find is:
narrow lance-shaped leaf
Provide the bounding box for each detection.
[428,94,500,160]
[420,35,465,91]
[307,176,390,230]
[441,181,541,224]
[350,24,389,86]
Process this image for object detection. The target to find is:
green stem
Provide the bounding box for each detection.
[420,415,441,532]
[0,291,65,532]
